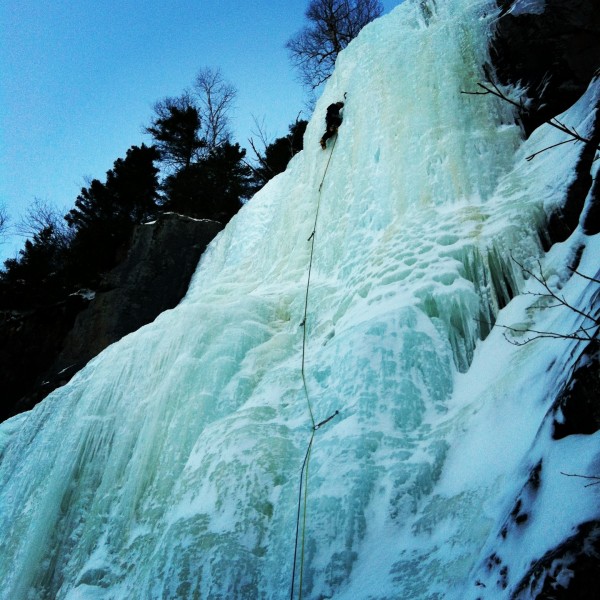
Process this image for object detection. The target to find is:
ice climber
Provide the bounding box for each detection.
[320,101,344,149]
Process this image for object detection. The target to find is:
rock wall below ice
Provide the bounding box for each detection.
[492,0,600,134]
[0,213,222,423]
[448,78,600,599]
[0,1,599,599]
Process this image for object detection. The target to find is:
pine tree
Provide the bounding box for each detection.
[65,144,160,284]
[163,142,252,223]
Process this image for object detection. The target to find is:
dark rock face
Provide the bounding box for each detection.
[492,0,600,135]
[581,165,600,235]
[512,520,600,599]
[546,113,600,243]
[491,2,600,247]
[53,214,222,374]
[0,295,91,423]
[488,6,600,597]
[0,213,222,422]
[553,342,600,439]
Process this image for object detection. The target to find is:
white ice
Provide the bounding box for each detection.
[0,1,598,599]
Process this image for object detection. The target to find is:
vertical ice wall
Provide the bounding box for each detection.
[1,0,591,598]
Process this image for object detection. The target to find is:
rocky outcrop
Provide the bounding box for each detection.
[553,342,600,440]
[0,294,91,423]
[492,0,600,135]
[491,2,600,247]
[546,108,600,243]
[52,213,222,374]
[488,7,600,596]
[512,520,600,599]
[1,213,222,422]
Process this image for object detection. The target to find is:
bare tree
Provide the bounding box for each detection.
[0,203,8,242]
[194,67,237,149]
[16,198,62,237]
[247,113,307,186]
[16,198,73,250]
[287,0,383,89]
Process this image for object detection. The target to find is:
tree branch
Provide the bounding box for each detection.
[560,472,600,487]
[462,79,599,160]
[486,257,599,346]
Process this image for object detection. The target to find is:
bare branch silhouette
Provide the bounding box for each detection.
[462,78,599,161]
[488,257,599,346]
[287,0,383,90]
[560,472,600,487]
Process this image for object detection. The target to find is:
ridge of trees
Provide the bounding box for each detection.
[0,67,308,311]
[0,0,386,309]
[1,0,389,307]
[0,144,161,308]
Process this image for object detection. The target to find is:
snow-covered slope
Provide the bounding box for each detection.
[0,1,598,598]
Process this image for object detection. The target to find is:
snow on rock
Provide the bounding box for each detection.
[0,1,598,599]
[506,0,546,16]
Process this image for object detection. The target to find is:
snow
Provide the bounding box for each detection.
[143,212,218,225]
[507,0,547,16]
[0,0,598,598]
[70,289,96,301]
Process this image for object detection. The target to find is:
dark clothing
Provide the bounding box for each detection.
[320,101,345,148]
[326,102,344,128]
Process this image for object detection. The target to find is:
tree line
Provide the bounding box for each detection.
[0,0,382,310]
[0,68,311,309]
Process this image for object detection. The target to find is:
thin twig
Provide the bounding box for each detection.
[486,257,600,346]
[526,138,577,161]
[569,268,600,284]
[461,80,598,160]
[516,257,598,325]
[560,472,600,487]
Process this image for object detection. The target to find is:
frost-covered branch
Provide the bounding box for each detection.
[520,259,599,324]
[495,258,599,346]
[523,138,578,162]
[462,77,599,161]
[499,325,597,346]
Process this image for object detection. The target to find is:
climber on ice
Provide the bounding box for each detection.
[320,100,345,150]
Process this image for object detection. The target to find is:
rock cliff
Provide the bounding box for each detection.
[0,213,221,421]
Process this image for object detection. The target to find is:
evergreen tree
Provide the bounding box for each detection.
[0,225,69,308]
[147,77,250,223]
[65,144,160,284]
[145,96,205,170]
[163,142,252,223]
[200,142,254,222]
[251,120,308,187]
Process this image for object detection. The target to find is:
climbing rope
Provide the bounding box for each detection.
[290,132,341,600]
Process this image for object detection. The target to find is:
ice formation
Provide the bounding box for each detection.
[0,0,598,598]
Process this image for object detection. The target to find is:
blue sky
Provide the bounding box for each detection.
[1,1,402,260]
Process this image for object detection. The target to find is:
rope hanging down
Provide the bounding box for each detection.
[290,132,341,600]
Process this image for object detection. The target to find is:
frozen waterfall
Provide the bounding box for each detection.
[1,0,598,599]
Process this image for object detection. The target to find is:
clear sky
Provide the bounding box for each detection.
[0,1,402,261]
